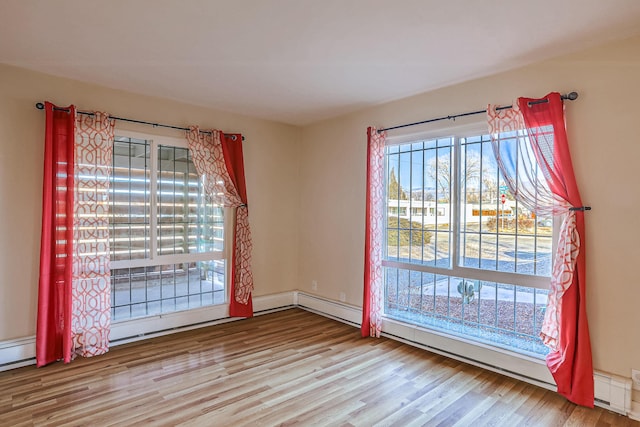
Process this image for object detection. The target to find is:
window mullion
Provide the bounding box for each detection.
[478,139,483,268]
[409,148,413,264]
[514,133,520,272]
[421,146,426,263]
[495,142,501,271]
[452,137,461,270]
[150,139,158,259]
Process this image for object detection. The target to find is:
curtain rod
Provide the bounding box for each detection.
[34,102,244,141]
[377,92,579,133]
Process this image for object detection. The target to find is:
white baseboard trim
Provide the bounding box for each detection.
[0,336,36,371]
[0,290,634,417]
[593,372,632,414]
[109,291,296,345]
[296,292,361,326]
[253,291,296,313]
[630,400,640,421]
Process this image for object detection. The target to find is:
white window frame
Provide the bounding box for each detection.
[379,121,559,384]
[381,122,557,290]
[109,129,233,329]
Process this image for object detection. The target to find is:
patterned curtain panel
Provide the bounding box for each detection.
[487,93,593,407]
[487,103,574,351]
[486,108,564,218]
[186,128,254,316]
[72,112,115,357]
[361,127,386,338]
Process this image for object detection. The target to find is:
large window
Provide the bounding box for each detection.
[383,130,554,357]
[109,134,226,321]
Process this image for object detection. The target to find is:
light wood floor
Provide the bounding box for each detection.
[1,308,637,427]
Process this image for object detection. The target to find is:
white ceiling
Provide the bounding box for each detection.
[1,0,640,126]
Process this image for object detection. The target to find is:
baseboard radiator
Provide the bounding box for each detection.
[1,291,636,418]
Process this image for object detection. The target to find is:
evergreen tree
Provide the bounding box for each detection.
[388,167,407,200]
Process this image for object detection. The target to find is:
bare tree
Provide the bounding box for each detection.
[426,154,452,202]
[427,152,494,203]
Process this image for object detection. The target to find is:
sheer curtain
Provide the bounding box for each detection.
[37,103,115,366]
[186,128,254,317]
[361,127,386,337]
[72,112,115,357]
[487,93,593,407]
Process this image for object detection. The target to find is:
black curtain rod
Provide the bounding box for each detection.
[377,92,579,133]
[35,102,244,141]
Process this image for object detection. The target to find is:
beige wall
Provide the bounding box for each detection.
[299,35,640,378]
[0,64,301,341]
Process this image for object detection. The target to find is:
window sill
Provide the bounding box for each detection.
[384,309,548,359]
[380,315,554,388]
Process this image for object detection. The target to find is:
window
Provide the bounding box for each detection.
[109,134,227,321]
[383,130,554,357]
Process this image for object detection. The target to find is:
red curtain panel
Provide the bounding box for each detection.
[36,102,76,366]
[518,93,594,407]
[221,133,253,318]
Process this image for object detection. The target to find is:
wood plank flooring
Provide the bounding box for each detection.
[0,308,637,426]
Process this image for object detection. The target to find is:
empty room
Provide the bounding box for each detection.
[1,1,640,425]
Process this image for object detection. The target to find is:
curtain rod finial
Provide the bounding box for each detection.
[36,102,45,110]
[565,92,578,101]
